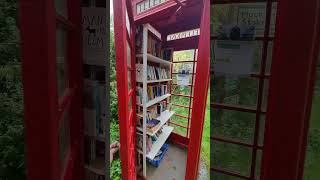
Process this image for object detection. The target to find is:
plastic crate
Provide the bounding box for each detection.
[147,143,169,167]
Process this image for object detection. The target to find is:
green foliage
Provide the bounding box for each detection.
[0,0,25,179]
[110,122,121,179]
[109,17,122,179]
[110,159,121,180]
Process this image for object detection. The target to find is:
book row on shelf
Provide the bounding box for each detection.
[136,63,170,82]
[82,65,106,178]
[136,84,169,104]
[147,65,169,80]
[83,79,106,138]
[135,25,173,61]
[147,84,168,101]
[136,101,168,133]
[137,127,164,156]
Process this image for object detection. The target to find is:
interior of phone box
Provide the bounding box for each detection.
[134,1,203,179]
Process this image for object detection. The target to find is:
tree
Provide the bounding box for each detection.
[0,0,25,179]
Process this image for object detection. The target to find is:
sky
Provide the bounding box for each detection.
[110,0,113,15]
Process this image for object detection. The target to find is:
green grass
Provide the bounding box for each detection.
[201,91,211,178]
[303,95,320,180]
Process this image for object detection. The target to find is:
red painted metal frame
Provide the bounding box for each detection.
[20,1,59,179]
[169,50,196,138]
[261,0,320,179]
[20,0,83,179]
[185,0,210,179]
[114,0,137,179]
[297,9,320,180]
[210,0,274,179]
[132,0,188,22]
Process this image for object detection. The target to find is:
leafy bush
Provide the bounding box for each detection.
[109,18,122,179]
[0,0,25,179]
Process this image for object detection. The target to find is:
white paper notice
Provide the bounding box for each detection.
[82,8,107,66]
[213,41,255,76]
[177,72,190,87]
[237,3,277,37]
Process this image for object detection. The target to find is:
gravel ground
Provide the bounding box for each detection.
[198,159,209,180]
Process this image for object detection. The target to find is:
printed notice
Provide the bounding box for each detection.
[213,41,255,76]
[237,3,277,37]
[82,8,107,66]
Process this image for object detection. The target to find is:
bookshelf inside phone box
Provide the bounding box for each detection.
[114,0,208,179]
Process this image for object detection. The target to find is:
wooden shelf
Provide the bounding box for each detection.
[136,54,172,66]
[136,78,172,83]
[137,125,174,160]
[136,110,175,136]
[146,94,171,107]
[85,156,104,175]
[147,125,173,159]
[136,94,171,108]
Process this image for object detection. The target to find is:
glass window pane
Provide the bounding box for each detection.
[171,95,190,107]
[212,76,258,108]
[127,41,131,68]
[173,62,193,74]
[170,114,188,127]
[211,171,244,180]
[128,96,132,110]
[262,79,269,111]
[255,150,263,179]
[55,0,68,17]
[127,70,131,90]
[212,141,252,177]
[211,108,256,144]
[56,28,68,97]
[269,3,278,37]
[266,42,274,74]
[172,85,191,96]
[258,116,266,147]
[171,105,189,117]
[170,122,187,137]
[303,58,320,180]
[126,8,131,36]
[173,50,195,62]
[58,110,70,167]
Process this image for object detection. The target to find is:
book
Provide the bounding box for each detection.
[146,84,168,100]
[161,48,173,61]
[146,65,169,80]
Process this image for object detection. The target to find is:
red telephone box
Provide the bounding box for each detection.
[113,0,209,179]
[19,0,319,179]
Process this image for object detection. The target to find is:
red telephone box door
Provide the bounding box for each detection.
[113,0,137,179]
[20,0,83,179]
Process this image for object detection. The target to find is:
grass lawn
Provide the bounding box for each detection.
[201,91,211,176]
[303,95,320,180]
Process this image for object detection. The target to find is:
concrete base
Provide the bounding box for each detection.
[146,143,187,180]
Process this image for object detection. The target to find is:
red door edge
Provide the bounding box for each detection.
[261,0,320,179]
[185,0,210,179]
